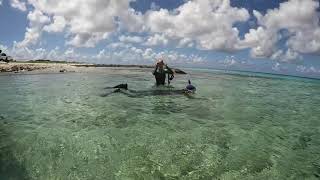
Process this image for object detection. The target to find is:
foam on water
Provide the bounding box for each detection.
[0,68,320,179]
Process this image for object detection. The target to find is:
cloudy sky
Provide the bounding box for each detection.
[0,0,320,78]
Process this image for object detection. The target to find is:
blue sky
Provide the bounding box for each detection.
[1,0,320,78]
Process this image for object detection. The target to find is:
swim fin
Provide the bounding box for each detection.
[113,83,128,90]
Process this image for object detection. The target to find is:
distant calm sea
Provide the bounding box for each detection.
[0,68,319,179]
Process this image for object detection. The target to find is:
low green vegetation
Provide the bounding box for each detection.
[26,59,79,64]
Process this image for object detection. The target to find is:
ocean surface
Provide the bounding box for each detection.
[0,68,320,180]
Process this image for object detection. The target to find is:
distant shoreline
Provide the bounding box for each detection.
[72,64,154,68]
[2,60,318,80]
[0,61,187,74]
[0,62,78,73]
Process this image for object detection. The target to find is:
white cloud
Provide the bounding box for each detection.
[46,47,60,60]
[18,0,144,47]
[63,48,79,60]
[272,62,281,71]
[287,28,320,54]
[4,42,83,61]
[283,49,300,61]
[119,35,143,43]
[4,41,205,65]
[9,41,44,60]
[43,16,66,33]
[144,34,169,46]
[218,56,238,67]
[178,38,194,48]
[10,0,320,65]
[10,0,27,11]
[271,48,301,62]
[17,10,50,47]
[0,44,9,52]
[107,42,133,49]
[66,32,110,48]
[145,0,249,51]
[296,65,320,74]
[239,27,277,58]
[271,50,284,61]
[95,45,206,65]
[0,0,3,6]
[241,0,320,59]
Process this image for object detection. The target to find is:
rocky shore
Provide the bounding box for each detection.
[0,62,77,73]
[0,62,187,74]
[1,63,46,72]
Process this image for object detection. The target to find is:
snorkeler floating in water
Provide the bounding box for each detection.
[102,80,196,98]
[102,58,196,98]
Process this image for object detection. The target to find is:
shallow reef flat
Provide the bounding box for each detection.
[0,68,320,179]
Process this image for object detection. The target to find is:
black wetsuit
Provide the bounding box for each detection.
[153,66,174,86]
[102,88,190,98]
[102,83,196,98]
[153,70,166,85]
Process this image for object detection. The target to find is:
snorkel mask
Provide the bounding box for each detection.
[185,80,196,93]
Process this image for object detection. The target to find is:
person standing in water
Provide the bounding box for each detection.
[153,59,175,86]
[102,59,197,97]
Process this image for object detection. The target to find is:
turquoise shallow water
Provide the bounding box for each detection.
[0,68,320,179]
